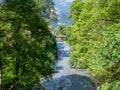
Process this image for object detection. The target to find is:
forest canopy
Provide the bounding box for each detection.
[59,0,120,89]
[1,0,120,90]
[0,0,57,89]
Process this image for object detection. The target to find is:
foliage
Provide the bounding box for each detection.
[67,0,120,89]
[41,0,58,23]
[56,25,72,41]
[0,0,57,89]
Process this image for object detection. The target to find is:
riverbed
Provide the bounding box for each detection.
[41,40,96,90]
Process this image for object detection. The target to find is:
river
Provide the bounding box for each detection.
[41,40,96,90]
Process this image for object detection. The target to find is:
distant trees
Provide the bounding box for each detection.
[66,0,120,89]
[0,0,57,89]
[41,0,58,23]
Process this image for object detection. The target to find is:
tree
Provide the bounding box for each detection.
[68,0,120,89]
[1,0,57,89]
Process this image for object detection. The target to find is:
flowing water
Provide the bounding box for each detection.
[40,40,96,90]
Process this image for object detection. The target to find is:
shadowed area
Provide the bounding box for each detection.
[70,74,96,90]
[41,74,96,90]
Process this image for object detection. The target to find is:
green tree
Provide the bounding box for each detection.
[1,0,57,89]
[68,0,120,89]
